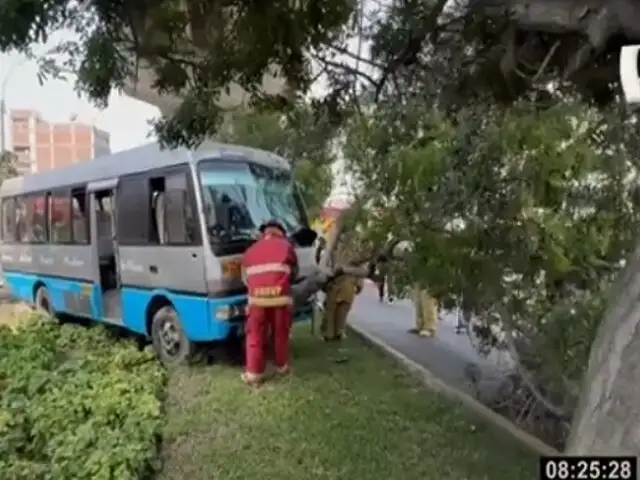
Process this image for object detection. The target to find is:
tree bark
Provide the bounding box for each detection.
[566,244,640,455]
[291,212,345,307]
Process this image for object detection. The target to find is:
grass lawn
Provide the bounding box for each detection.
[159,325,537,480]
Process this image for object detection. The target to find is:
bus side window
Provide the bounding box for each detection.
[165,170,200,245]
[1,198,16,242]
[49,190,72,244]
[150,168,200,246]
[30,193,48,243]
[96,191,114,249]
[71,189,89,244]
[150,176,166,244]
[15,198,28,243]
[116,175,151,246]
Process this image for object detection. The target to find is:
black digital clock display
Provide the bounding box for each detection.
[540,456,637,480]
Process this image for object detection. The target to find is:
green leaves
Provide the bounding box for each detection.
[0,316,166,480]
[341,99,640,412]
[0,0,356,147]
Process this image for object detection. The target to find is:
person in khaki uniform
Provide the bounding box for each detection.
[375,256,389,302]
[409,283,438,337]
[321,273,363,341]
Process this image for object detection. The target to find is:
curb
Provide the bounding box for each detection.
[347,322,560,456]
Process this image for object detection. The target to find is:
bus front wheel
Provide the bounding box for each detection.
[150,306,197,365]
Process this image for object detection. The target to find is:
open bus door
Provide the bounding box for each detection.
[87,178,122,323]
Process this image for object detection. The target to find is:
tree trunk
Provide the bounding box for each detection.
[291,212,346,307]
[289,208,413,308]
[566,245,640,455]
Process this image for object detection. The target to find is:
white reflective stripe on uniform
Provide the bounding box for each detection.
[245,262,291,276]
[248,295,293,307]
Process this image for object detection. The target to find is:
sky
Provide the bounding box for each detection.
[0,16,378,201]
[0,28,161,153]
[0,51,160,152]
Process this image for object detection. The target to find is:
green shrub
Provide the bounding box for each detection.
[0,315,166,480]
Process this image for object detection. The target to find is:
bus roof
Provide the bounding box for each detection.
[0,140,291,197]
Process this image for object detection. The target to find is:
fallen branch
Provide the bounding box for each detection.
[493,303,570,419]
[291,208,413,307]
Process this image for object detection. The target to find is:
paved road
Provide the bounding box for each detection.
[349,283,515,399]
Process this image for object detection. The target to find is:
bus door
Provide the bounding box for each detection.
[87,178,122,323]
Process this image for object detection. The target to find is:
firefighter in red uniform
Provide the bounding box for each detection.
[241,219,298,386]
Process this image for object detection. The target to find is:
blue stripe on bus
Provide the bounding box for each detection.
[2,272,313,342]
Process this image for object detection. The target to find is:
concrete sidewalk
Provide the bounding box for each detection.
[349,283,515,400]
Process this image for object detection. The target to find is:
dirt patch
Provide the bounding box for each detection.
[0,301,33,328]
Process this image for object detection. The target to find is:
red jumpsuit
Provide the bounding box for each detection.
[241,228,298,383]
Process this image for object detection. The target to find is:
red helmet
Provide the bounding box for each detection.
[259,219,286,235]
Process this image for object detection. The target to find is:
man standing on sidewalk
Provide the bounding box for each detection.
[241,219,298,386]
[375,254,389,303]
[409,283,439,337]
[321,270,363,341]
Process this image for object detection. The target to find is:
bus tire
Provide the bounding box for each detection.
[34,287,54,318]
[150,306,197,365]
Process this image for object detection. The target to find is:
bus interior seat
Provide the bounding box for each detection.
[96,210,117,290]
[153,191,166,244]
[72,216,86,244]
[96,211,114,261]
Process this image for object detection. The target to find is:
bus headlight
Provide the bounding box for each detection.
[215,304,246,321]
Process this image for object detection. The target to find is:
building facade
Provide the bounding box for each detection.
[9,109,111,175]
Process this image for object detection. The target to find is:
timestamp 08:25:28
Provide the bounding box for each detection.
[540,456,637,480]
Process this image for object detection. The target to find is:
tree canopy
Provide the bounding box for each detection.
[3,0,640,147]
[339,98,640,448]
[0,151,18,181]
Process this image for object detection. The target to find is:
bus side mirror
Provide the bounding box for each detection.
[621,45,640,107]
[291,227,317,247]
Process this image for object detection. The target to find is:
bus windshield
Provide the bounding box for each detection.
[198,160,307,244]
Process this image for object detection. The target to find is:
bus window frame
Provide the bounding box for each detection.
[70,187,90,245]
[1,196,16,243]
[17,191,49,245]
[195,158,310,256]
[48,187,73,245]
[116,163,202,247]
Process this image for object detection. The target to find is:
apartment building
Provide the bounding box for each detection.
[9,109,111,175]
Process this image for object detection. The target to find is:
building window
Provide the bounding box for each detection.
[49,190,72,244]
[14,146,30,155]
[1,198,16,242]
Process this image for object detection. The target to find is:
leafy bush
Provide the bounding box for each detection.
[0,314,166,480]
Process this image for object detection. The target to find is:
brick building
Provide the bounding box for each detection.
[9,109,111,175]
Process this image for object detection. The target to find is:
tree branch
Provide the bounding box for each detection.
[321,42,386,71]
[495,304,571,419]
[374,0,450,101]
[311,52,380,87]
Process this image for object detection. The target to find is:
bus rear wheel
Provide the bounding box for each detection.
[151,306,197,365]
[34,287,54,318]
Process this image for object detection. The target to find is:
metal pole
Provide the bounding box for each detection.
[0,51,54,153]
[0,96,6,153]
[1,61,22,154]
